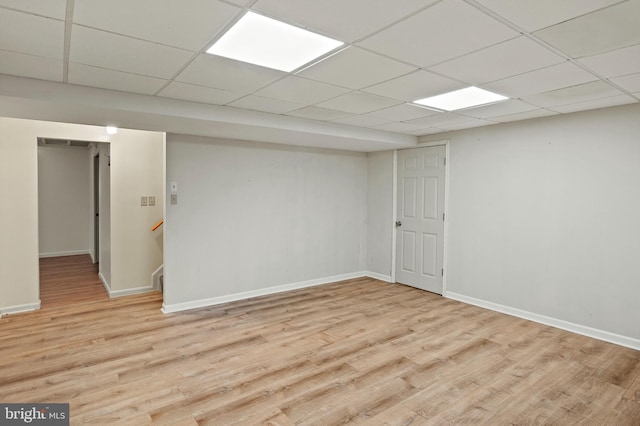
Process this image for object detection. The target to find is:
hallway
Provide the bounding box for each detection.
[39,255,108,310]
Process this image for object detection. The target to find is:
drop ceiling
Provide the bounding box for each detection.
[0,0,639,151]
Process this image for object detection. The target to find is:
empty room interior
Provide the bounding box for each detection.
[1,0,640,424]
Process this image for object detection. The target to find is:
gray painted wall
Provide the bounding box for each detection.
[164,134,368,306]
[423,102,640,341]
[38,146,91,257]
[366,151,394,278]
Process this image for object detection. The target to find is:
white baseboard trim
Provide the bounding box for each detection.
[99,272,155,298]
[0,301,41,316]
[446,291,640,351]
[109,285,156,298]
[162,271,366,314]
[98,272,110,296]
[39,250,90,258]
[364,271,394,283]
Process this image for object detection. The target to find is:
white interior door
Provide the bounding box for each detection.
[396,145,446,294]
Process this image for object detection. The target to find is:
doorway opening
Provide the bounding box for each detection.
[37,138,111,309]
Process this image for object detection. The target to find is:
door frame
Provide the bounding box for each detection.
[392,139,450,295]
[93,153,100,264]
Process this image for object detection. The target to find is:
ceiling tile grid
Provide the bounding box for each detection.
[69,25,194,79]
[0,0,638,139]
[0,49,63,82]
[317,91,402,115]
[0,8,64,59]
[158,81,244,105]
[532,0,640,59]
[251,0,437,43]
[72,0,240,51]
[175,54,286,93]
[297,47,417,90]
[428,36,566,85]
[474,0,627,32]
[228,95,305,115]
[68,63,167,95]
[358,0,519,68]
[0,0,67,20]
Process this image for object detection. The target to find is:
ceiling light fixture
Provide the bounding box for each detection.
[414,87,508,111]
[106,126,118,135]
[206,11,344,72]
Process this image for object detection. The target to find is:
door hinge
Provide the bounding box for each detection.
[444,157,446,166]
[441,268,444,277]
[443,213,445,221]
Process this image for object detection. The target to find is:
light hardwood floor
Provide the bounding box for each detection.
[0,255,638,425]
[39,255,109,309]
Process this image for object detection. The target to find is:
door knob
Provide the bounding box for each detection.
[395,221,402,227]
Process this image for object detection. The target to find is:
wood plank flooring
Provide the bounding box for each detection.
[0,255,639,424]
[39,255,108,309]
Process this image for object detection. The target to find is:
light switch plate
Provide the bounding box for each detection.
[141,196,148,206]
[170,194,177,205]
[148,196,155,206]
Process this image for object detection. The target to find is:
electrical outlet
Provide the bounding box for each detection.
[170,194,178,205]
[141,196,148,206]
[148,196,155,206]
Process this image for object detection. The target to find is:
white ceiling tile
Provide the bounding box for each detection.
[68,63,167,95]
[368,103,438,122]
[533,1,640,58]
[219,0,252,5]
[158,82,242,105]
[411,127,446,136]
[611,73,640,93]
[491,109,558,123]
[476,0,625,32]
[70,26,193,79]
[578,43,640,78]
[0,9,63,59]
[73,0,240,51]
[364,70,464,102]
[332,115,391,128]
[523,81,625,107]
[457,100,540,119]
[359,0,518,68]
[297,47,416,90]
[429,37,564,85]
[548,94,637,113]
[405,112,472,127]
[0,0,67,19]
[373,122,435,133]
[317,92,401,114]
[253,76,350,104]
[177,54,285,93]
[228,95,304,114]
[483,62,598,98]
[252,0,435,42]
[286,106,353,121]
[0,50,62,81]
[437,118,497,131]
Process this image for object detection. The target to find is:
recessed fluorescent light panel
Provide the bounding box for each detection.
[414,87,508,111]
[207,11,344,72]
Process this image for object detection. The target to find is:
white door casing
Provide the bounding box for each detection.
[395,145,446,294]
